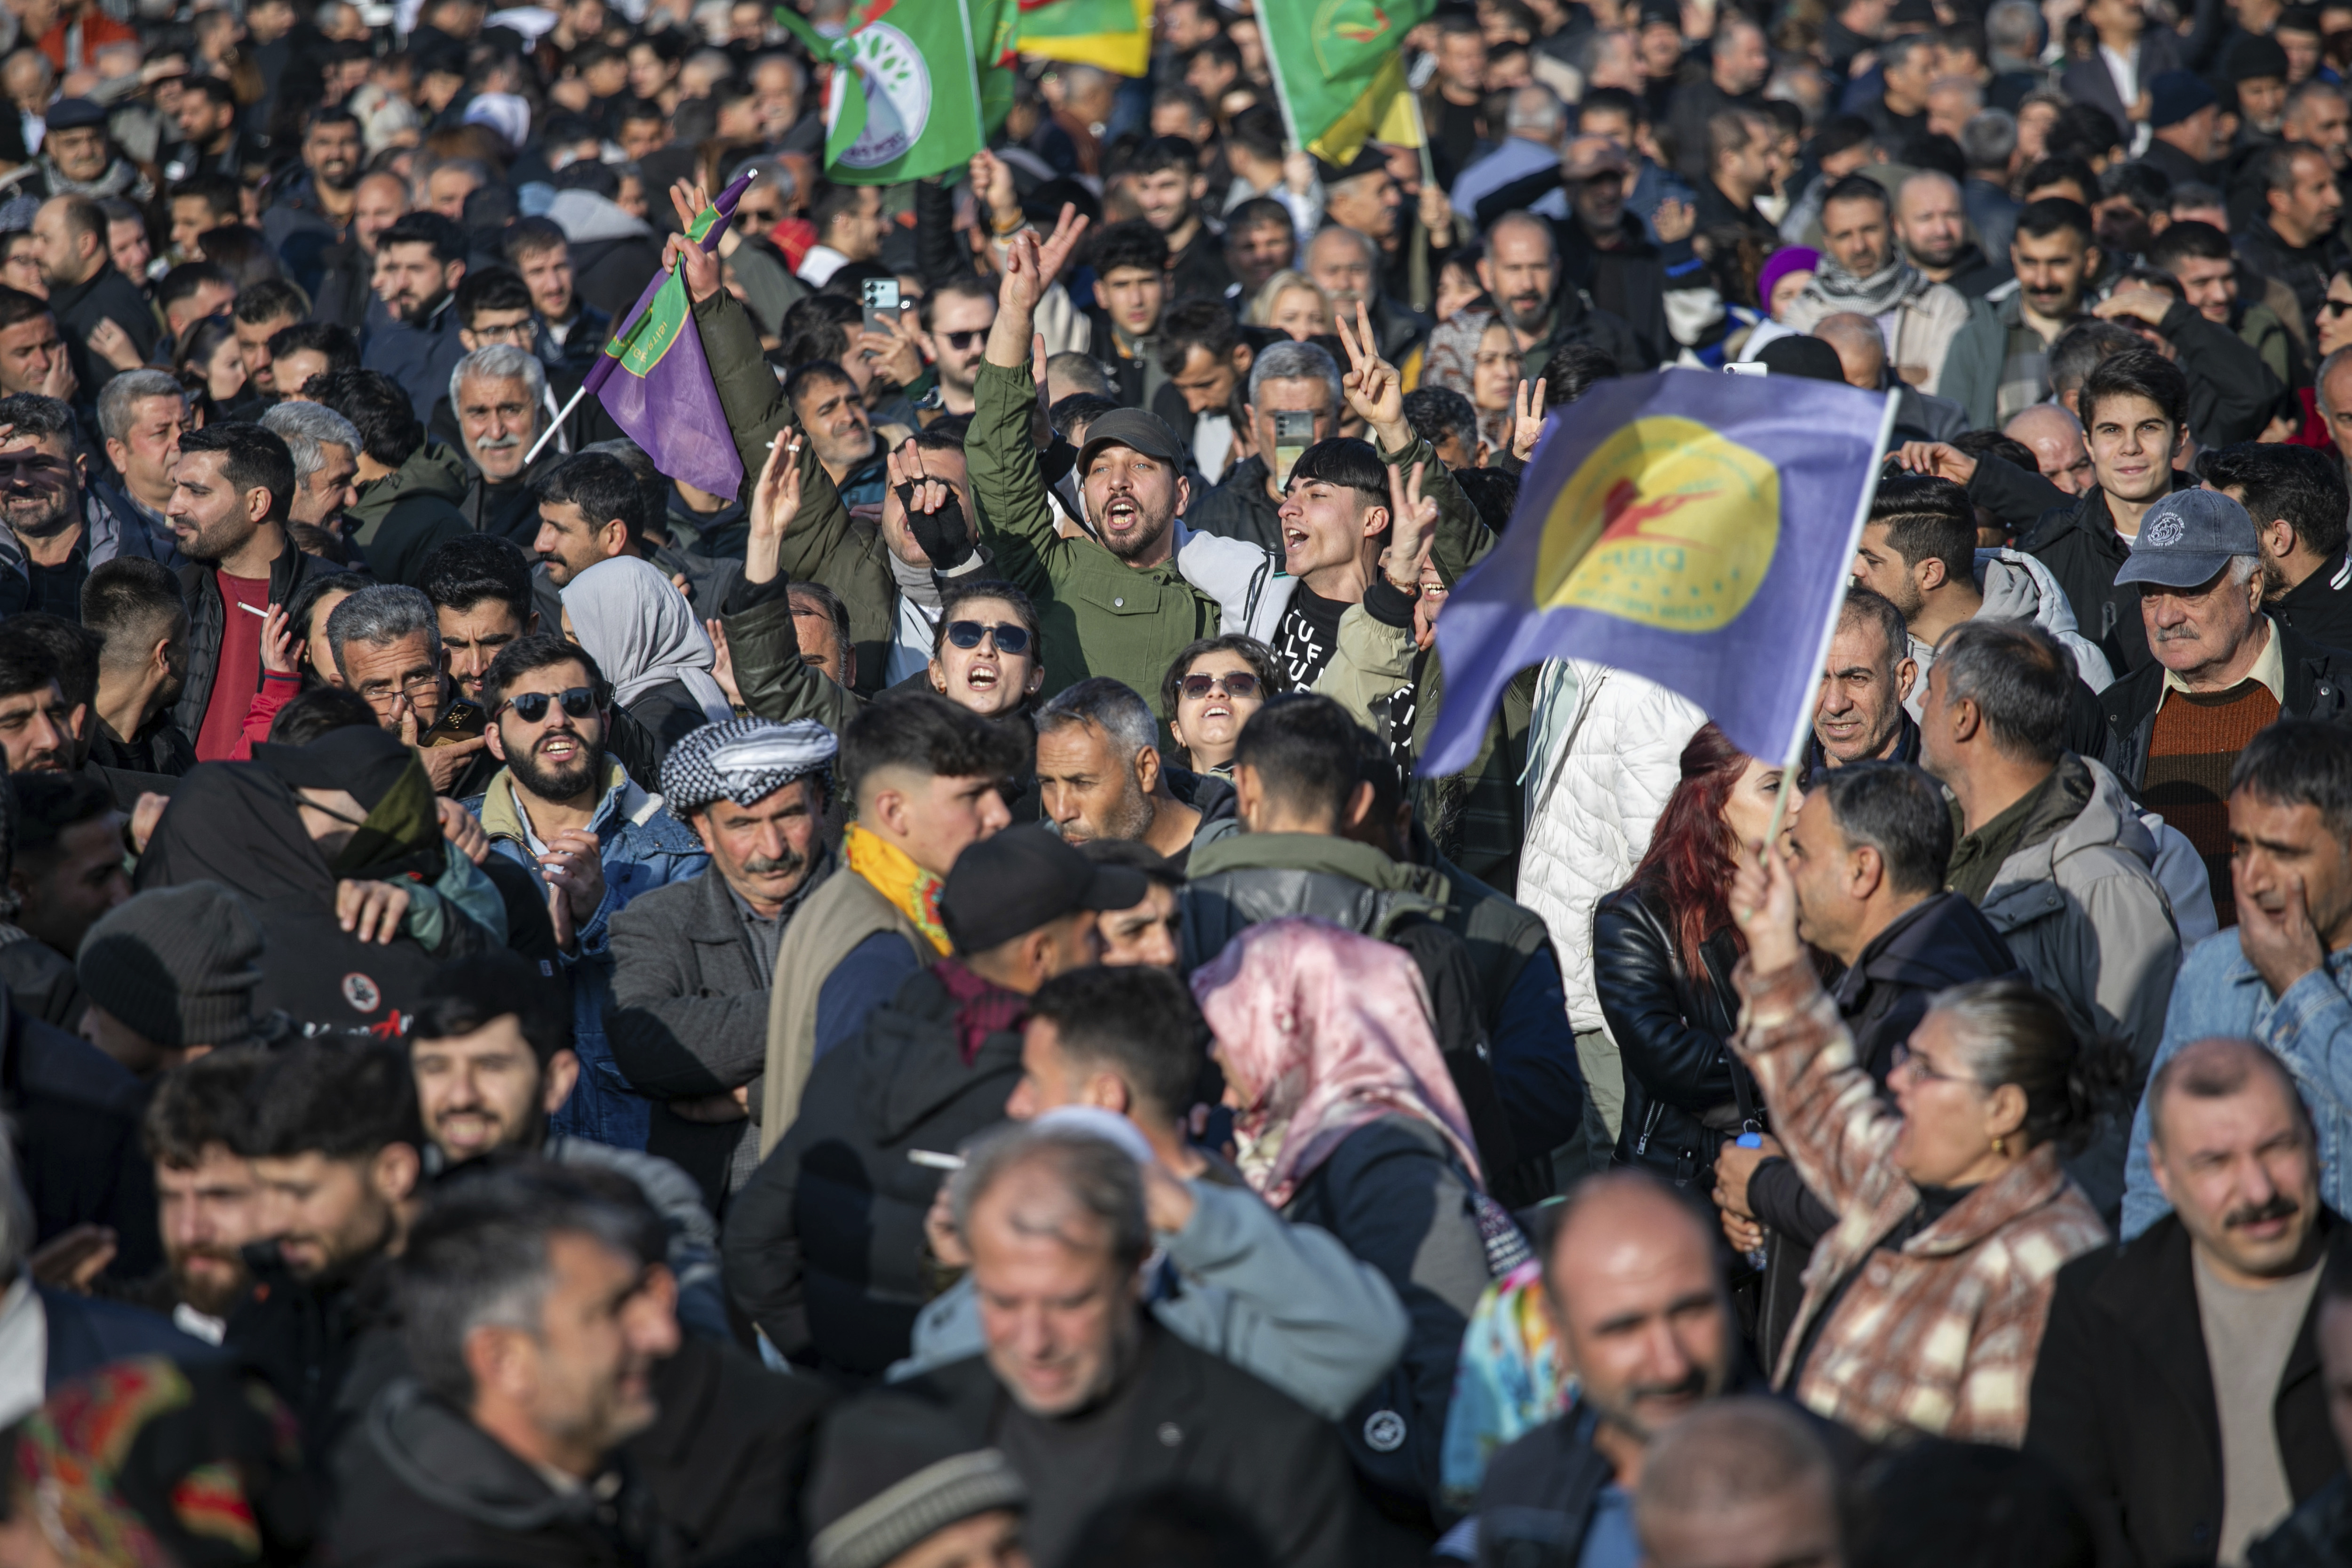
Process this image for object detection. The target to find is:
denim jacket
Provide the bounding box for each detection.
[465,761,707,1150]
[2122,931,2352,1237]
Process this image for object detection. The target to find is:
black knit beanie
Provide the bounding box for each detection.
[76,882,266,1050]
[805,1398,1028,1568]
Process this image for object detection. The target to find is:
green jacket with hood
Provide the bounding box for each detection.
[348,439,472,590]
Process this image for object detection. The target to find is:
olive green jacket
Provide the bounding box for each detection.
[695,290,895,697]
[966,357,1222,711]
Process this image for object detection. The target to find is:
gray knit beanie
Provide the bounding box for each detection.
[75,883,266,1050]
[806,1398,1028,1568]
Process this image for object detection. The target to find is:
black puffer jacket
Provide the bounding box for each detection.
[720,963,1023,1379]
[172,533,334,747]
[1592,882,1755,1192]
[2020,471,2195,680]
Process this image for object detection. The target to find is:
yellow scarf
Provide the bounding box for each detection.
[844,823,951,955]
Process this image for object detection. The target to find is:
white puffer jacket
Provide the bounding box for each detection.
[1517,659,1707,1035]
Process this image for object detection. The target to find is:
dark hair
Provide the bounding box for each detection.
[81,556,186,669]
[1403,386,1479,456]
[2049,100,2124,162]
[1847,1439,2094,1568]
[1051,391,1123,441]
[1934,619,2073,763]
[237,1037,421,1160]
[195,226,283,291]
[1090,218,1171,278]
[2146,217,2233,271]
[1950,429,2038,481]
[2098,158,2172,214]
[284,570,369,661]
[1542,341,1619,407]
[1079,835,1186,889]
[167,171,242,222]
[268,685,377,743]
[840,691,1029,802]
[453,265,534,327]
[175,423,295,523]
[2013,195,2096,247]
[2198,440,2351,562]
[1131,134,1200,179]
[1454,466,1520,533]
[1581,84,1645,126]
[2046,318,2141,395]
[1160,635,1281,739]
[232,278,309,327]
[376,210,465,265]
[535,451,646,551]
[1026,965,1205,1121]
[0,630,55,705]
[1230,694,1373,827]
[418,533,533,621]
[0,287,51,336]
[413,950,573,1065]
[1811,760,1952,896]
[1228,103,1287,163]
[11,769,113,864]
[0,615,89,710]
[1065,1485,1275,1568]
[501,216,568,264]
[143,1046,268,1168]
[1224,195,1291,241]
[155,261,233,318]
[2145,1035,2311,1153]
[2079,344,2187,432]
[1869,472,1976,586]
[2230,719,2352,839]
[1821,172,1892,215]
[1286,436,1389,508]
[809,179,869,237]
[934,579,1043,662]
[308,368,422,470]
[482,632,608,715]
[1156,297,1240,367]
[782,356,857,404]
[779,296,862,372]
[1629,723,1756,978]
[787,576,853,657]
[1936,977,2126,1154]
[266,321,361,387]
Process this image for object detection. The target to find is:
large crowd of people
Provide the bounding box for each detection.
[1,0,2352,1563]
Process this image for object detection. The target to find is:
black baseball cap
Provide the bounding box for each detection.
[1076,408,1189,478]
[938,826,1150,955]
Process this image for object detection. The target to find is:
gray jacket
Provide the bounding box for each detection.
[891,1177,1410,1422]
[1978,756,2180,1216]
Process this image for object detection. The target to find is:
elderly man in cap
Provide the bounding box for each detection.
[608,717,841,1210]
[965,213,1227,708]
[724,823,1144,1381]
[2098,487,2352,925]
[34,99,147,204]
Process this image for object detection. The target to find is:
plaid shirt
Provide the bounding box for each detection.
[1733,958,2110,1445]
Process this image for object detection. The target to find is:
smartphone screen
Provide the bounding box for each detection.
[862,277,901,336]
[1274,410,1313,488]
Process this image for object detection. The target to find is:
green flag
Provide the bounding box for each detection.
[971,0,1019,137]
[775,1,987,184]
[1259,0,1436,168]
[1016,0,1152,76]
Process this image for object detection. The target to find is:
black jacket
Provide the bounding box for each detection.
[1593,881,1755,1191]
[621,1336,831,1566]
[225,1248,391,1476]
[719,963,1023,1379]
[171,531,333,748]
[890,1324,1361,1568]
[2022,471,2197,679]
[87,709,196,779]
[570,234,664,324]
[48,262,157,412]
[333,1377,658,1568]
[2271,554,2352,667]
[2026,1210,2352,1568]
[2235,215,2348,331]
[2098,618,2352,791]
[2253,1474,2352,1568]
[1184,455,1283,554]
[0,979,159,1278]
[1522,286,1648,382]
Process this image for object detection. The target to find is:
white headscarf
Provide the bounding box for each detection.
[560,556,733,722]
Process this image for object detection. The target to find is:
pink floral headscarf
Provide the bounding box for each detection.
[1190,917,1484,1208]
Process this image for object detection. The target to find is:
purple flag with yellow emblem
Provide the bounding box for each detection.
[1422,367,1900,776]
[580,172,752,499]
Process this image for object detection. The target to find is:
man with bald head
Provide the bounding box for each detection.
[1636,1400,1844,1568]
[1471,210,1646,383]
[1469,1171,1739,1568]
[2032,1036,2349,1568]
[1816,311,1968,439]
[2008,404,2096,494]
[1895,168,2010,298]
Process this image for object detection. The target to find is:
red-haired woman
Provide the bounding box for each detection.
[1591,723,1786,1194]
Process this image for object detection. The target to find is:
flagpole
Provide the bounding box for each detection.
[1758,385,1904,850]
[525,385,588,466]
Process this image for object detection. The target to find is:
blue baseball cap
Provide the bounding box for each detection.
[2113,488,2264,589]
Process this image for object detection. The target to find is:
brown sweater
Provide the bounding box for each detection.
[2142,679,2280,928]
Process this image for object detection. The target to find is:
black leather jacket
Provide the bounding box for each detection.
[1592,881,1755,1190]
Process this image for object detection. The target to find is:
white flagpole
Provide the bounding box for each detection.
[524,385,587,466]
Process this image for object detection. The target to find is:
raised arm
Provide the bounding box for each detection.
[969,207,1092,599]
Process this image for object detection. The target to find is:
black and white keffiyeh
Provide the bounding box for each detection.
[659,717,838,815]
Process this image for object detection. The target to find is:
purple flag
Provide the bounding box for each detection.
[579,172,754,498]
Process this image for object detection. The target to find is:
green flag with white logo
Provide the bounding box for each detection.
[775,0,988,185]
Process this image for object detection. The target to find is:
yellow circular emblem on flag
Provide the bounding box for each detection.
[1534,415,1780,631]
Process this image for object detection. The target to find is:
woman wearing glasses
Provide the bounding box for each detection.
[1159,635,1277,775]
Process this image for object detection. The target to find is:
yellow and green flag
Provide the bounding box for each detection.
[1015,0,1152,78]
[1259,0,1434,168]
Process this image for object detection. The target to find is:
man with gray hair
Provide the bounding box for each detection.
[1919,615,2179,1210]
[0,390,170,621]
[1634,1400,1843,1568]
[446,343,555,543]
[324,582,484,792]
[888,1121,1360,1568]
[258,399,361,538]
[1034,676,1205,860]
[93,369,190,553]
[1186,337,1343,554]
[1449,84,1571,224]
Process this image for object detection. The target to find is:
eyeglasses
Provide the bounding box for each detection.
[1180,671,1261,700]
[501,686,597,723]
[362,673,444,709]
[1889,1040,1970,1087]
[738,204,784,227]
[941,328,987,351]
[945,620,1031,655]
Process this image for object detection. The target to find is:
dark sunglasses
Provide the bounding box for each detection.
[1181,671,1261,700]
[502,686,597,723]
[941,328,987,350]
[946,620,1031,655]
[2326,297,2352,317]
